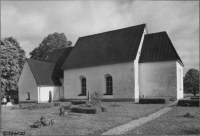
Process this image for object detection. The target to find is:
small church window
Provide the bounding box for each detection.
[81,78,87,95]
[26,92,30,100]
[106,76,113,95]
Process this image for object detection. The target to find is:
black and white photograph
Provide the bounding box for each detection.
[1,0,199,135]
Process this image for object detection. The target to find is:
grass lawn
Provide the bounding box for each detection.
[1,102,166,135]
[125,106,200,135]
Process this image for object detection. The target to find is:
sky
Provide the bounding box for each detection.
[1,0,199,75]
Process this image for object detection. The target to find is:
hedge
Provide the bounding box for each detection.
[71,107,97,114]
[190,96,199,100]
[19,102,60,110]
[70,105,106,114]
[139,98,169,104]
[177,99,199,107]
[190,97,199,100]
[101,98,135,102]
[71,100,86,105]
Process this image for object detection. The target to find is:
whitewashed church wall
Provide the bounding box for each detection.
[139,61,177,99]
[63,62,135,100]
[18,62,38,102]
[176,62,184,100]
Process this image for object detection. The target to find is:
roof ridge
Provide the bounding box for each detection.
[139,31,184,66]
[62,23,146,70]
[146,31,166,35]
[79,23,146,39]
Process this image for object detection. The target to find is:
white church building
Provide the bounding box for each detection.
[18,24,184,103]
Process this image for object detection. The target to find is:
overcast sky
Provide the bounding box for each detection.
[1,0,199,74]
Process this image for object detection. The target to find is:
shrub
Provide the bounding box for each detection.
[178,99,199,107]
[139,98,169,104]
[71,100,86,105]
[31,116,55,128]
[71,107,96,114]
[90,91,102,106]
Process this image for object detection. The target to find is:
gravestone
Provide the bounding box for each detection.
[6,102,13,106]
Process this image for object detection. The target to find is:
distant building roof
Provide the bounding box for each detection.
[47,49,66,63]
[139,31,184,66]
[62,24,146,70]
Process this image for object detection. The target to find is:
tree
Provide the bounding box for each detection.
[29,32,72,61]
[1,37,26,97]
[184,68,199,96]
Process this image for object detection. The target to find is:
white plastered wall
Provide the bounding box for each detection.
[59,78,64,99]
[176,62,184,99]
[38,86,60,102]
[139,61,177,98]
[63,62,135,100]
[134,28,147,101]
[18,61,38,102]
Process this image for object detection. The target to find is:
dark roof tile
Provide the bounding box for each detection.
[139,31,184,66]
[62,24,146,69]
[27,59,61,86]
[50,47,73,78]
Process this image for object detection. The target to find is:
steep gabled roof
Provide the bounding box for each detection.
[139,31,184,66]
[27,59,61,86]
[49,47,73,78]
[25,47,73,86]
[62,24,146,70]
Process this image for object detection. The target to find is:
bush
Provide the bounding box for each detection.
[178,99,199,107]
[71,107,97,114]
[71,100,86,105]
[31,116,55,128]
[90,91,102,106]
[139,98,169,104]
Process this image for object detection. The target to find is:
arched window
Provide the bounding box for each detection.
[26,92,30,100]
[81,78,87,95]
[106,75,113,95]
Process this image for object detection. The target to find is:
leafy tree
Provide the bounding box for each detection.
[1,37,26,97]
[184,68,199,96]
[29,32,72,61]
